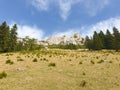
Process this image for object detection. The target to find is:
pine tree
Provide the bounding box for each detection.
[0,22,10,52]
[85,36,93,50]
[93,31,103,50]
[113,27,120,51]
[9,24,18,51]
[105,30,114,49]
[98,31,105,49]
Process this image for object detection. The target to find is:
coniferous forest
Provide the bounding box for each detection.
[85,27,120,51]
[0,21,42,52]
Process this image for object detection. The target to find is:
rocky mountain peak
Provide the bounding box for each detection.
[45,33,84,45]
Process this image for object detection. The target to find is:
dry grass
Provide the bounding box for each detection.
[0,49,120,90]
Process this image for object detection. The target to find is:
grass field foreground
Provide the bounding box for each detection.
[0,49,120,90]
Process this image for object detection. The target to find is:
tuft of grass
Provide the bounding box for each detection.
[79,61,83,64]
[17,58,24,61]
[48,62,56,67]
[42,58,48,62]
[5,53,9,56]
[97,60,104,64]
[49,55,52,57]
[82,72,86,75]
[33,58,38,62]
[109,61,112,63]
[0,71,7,79]
[80,80,87,87]
[6,59,14,65]
[96,56,99,59]
[90,60,95,64]
[16,56,21,58]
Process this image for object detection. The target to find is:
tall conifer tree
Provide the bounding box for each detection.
[93,31,103,50]
[0,22,10,52]
[9,24,18,51]
[105,30,114,49]
[113,27,120,51]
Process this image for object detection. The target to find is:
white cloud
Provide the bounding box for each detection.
[58,0,81,20]
[82,0,110,16]
[9,16,120,41]
[80,17,120,37]
[17,25,44,40]
[31,0,49,11]
[9,22,45,40]
[58,0,72,20]
[51,17,120,38]
[30,0,110,20]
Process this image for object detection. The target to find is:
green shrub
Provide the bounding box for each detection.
[48,62,56,67]
[6,59,14,65]
[33,58,38,62]
[0,71,7,79]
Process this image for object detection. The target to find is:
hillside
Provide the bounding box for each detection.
[0,50,120,90]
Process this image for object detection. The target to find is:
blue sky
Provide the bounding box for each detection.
[0,0,120,40]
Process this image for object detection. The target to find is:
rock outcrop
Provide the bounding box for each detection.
[17,33,85,46]
[46,33,84,45]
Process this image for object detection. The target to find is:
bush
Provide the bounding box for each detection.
[33,58,38,62]
[48,62,56,67]
[6,59,14,65]
[0,71,7,79]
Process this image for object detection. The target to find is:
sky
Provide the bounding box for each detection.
[0,0,120,40]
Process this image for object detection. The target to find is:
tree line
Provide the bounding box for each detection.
[0,21,120,52]
[85,27,120,51]
[0,21,43,52]
[48,44,85,50]
[0,21,17,52]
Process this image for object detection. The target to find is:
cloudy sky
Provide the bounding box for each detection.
[0,0,120,40]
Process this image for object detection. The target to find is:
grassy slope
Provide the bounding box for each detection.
[0,49,120,90]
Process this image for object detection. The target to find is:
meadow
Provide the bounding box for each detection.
[0,49,120,90]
